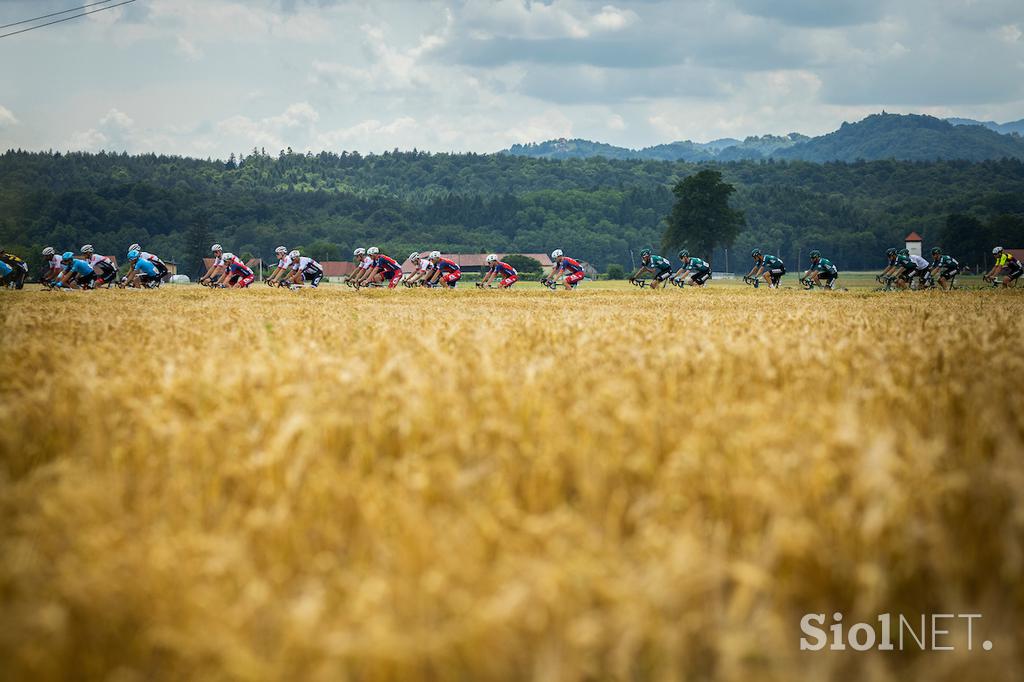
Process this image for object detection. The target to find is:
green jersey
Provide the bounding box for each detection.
[647,254,671,270]
[762,254,784,269]
[934,255,959,269]
[686,257,710,271]
[812,258,837,274]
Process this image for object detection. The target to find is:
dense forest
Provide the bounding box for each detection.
[2,147,1023,277]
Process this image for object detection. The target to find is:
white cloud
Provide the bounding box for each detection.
[67,129,110,151]
[175,36,204,61]
[215,102,320,152]
[0,106,18,128]
[6,0,1024,157]
[459,0,637,40]
[996,24,1022,43]
[101,108,135,130]
[64,108,136,151]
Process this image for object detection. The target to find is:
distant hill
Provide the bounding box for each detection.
[946,117,1024,136]
[505,113,1024,163]
[774,113,1024,162]
[505,132,809,162]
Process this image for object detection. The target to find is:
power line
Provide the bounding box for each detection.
[0,0,115,31]
[0,0,137,40]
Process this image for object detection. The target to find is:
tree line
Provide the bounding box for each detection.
[1,149,1022,278]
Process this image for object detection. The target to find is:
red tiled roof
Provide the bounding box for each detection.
[905,231,923,242]
[321,261,356,277]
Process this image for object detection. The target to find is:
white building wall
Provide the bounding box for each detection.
[906,241,922,258]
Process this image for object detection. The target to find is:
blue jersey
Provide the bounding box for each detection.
[64,258,95,276]
[490,261,517,277]
[134,258,159,276]
[0,260,11,277]
[560,257,584,273]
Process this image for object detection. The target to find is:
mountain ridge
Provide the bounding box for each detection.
[504,113,1024,163]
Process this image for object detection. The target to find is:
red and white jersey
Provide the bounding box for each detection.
[211,255,225,268]
[418,258,433,272]
[276,256,293,269]
[48,254,63,270]
[223,254,244,268]
[140,251,163,264]
[291,256,322,272]
[359,256,374,270]
[87,254,112,267]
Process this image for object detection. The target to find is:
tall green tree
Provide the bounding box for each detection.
[182,214,211,279]
[662,170,746,261]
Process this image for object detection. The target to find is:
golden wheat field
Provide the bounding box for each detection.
[1,285,1023,681]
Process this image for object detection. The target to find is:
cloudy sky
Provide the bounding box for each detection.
[0,0,1022,158]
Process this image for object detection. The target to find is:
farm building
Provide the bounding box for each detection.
[905,231,923,258]
[399,253,555,274]
[321,261,356,282]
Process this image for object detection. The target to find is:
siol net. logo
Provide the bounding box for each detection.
[800,613,992,652]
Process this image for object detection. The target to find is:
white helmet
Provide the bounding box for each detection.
[354,248,366,257]
[221,252,235,262]
[367,247,380,256]
[42,246,55,256]
[289,250,300,259]
[993,246,1004,255]
[429,250,441,259]
[211,243,222,252]
[81,244,94,254]
[551,249,563,259]
[486,254,498,264]
[275,246,287,255]
[129,243,141,253]
[409,252,420,261]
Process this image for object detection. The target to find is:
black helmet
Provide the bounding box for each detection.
[931,247,942,256]
[677,249,689,259]
[809,250,821,259]
[751,248,762,258]
[886,247,897,256]
[640,248,651,258]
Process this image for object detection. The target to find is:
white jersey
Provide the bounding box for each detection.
[910,254,930,270]
[211,255,224,268]
[87,254,112,267]
[292,257,321,272]
[359,256,374,270]
[276,256,293,270]
[141,251,163,264]
[418,258,433,272]
[48,255,63,270]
